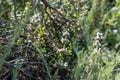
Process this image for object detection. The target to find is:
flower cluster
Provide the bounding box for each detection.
[54,60,68,68]
[93,32,103,53]
[30,13,40,23]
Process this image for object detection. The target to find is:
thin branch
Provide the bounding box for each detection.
[4,61,43,66]
[13,0,17,20]
[20,69,42,80]
[41,0,71,22]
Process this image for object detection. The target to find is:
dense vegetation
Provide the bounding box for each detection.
[0,0,120,80]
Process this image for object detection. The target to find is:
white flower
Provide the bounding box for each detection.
[60,37,68,43]
[57,48,67,53]
[61,37,65,43]
[113,29,118,34]
[30,13,40,23]
[63,31,69,36]
[64,62,68,68]
[96,32,103,40]
[96,32,100,35]
[27,40,32,43]
[96,35,100,39]
[77,27,80,31]
[111,7,119,11]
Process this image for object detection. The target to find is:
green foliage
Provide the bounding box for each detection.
[0,0,120,80]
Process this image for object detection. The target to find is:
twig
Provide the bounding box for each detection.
[41,0,71,22]
[13,0,17,20]
[20,69,42,80]
[4,61,43,66]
